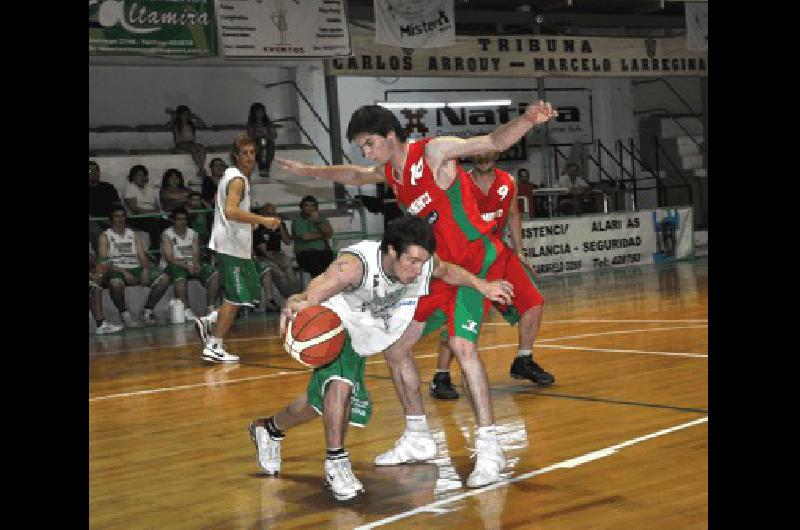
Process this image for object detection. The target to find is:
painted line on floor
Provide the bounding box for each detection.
[354,416,709,529]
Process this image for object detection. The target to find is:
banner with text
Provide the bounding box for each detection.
[517,207,694,276]
[374,0,455,49]
[218,0,351,58]
[89,0,217,56]
[385,88,592,146]
[327,27,707,77]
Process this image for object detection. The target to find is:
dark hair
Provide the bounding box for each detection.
[89,160,99,170]
[346,105,406,143]
[381,215,436,256]
[299,195,318,209]
[247,102,271,127]
[174,105,195,137]
[127,164,149,183]
[109,205,127,219]
[170,206,189,220]
[209,157,226,167]
[161,168,186,190]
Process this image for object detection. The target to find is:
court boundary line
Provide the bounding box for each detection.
[354,416,709,530]
[89,325,707,402]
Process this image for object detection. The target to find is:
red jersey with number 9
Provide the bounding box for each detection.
[384,138,498,270]
[466,167,516,234]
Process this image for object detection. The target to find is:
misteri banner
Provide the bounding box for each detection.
[327,27,707,77]
[89,0,217,56]
[516,207,694,276]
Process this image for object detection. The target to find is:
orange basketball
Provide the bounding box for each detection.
[284,305,346,367]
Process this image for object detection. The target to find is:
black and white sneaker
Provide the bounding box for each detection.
[324,454,364,501]
[430,372,459,400]
[510,356,555,386]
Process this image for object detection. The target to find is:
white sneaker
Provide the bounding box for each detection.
[466,438,506,488]
[95,321,123,335]
[249,422,282,475]
[194,316,211,345]
[324,455,364,501]
[141,309,158,327]
[184,307,196,321]
[374,431,437,466]
[121,311,141,328]
[202,344,239,363]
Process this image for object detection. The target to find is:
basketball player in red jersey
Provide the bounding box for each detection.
[275,100,556,487]
[430,151,555,402]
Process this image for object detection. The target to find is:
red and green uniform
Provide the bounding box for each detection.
[384,137,505,342]
[466,168,544,322]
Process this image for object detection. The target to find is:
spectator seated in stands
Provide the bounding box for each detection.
[89,160,123,252]
[98,206,171,328]
[253,202,301,302]
[90,242,123,335]
[166,104,208,178]
[515,167,539,219]
[160,207,221,319]
[187,191,212,255]
[159,168,191,212]
[291,195,335,279]
[246,102,280,178]
[123,164,167,250]
[201,157,226,207]
[556,162,593,216]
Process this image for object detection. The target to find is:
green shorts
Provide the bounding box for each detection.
[215,253,261,307]
[166,263,217,286]
[306,333,372,428]
[254,260,272,277]
[104,267,164,285]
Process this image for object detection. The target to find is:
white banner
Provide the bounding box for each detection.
[517,208,694,276]
[217,0,351,57]
[328,28,707,77]
[374,0,455,49]
[685,2,708,51]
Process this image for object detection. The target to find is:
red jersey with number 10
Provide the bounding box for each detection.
[467,167,516,234]
[384,138,498,269]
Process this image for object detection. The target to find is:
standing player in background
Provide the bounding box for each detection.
[248,216,512,501]
[429,151,555,401]
[193,134,281,363]
[275,101,556,487]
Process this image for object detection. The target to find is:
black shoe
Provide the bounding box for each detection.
[510,356,555,386]
[430,372,459,399]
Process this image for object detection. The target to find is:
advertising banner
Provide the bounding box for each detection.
[374,0,455,49]
[217,0,351,58]
[518,207,694,276]
[89,0,217,56]
[328,27,707,77]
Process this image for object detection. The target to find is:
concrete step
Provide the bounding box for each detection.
[693,168,707,177]
[680,154,704,170]
[676,135,703,157]
[660,117,704,138]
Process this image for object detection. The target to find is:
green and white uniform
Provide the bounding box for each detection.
[162,226,216,285]
[306,240,434,427]
[209,167,260,306]
[103,227,162,284]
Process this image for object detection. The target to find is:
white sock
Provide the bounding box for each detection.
[477,425,498,442]
[406,415,429,433]
[207,310,218,324]
[516,349,532,358]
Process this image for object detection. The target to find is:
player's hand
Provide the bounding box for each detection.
[524,100,557,126]
[261,216,281,230]
[274,157,311,176]
[479,279,514,305]
[279,294,312,335]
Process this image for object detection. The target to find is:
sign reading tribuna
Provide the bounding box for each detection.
[326,28,707,77]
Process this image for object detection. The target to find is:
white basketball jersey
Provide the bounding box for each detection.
[322,240,433,356]
[209,167,251,258]
[104,228,140,269]
[164,227,197,260]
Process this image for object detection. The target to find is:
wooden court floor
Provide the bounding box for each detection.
[89,259,708,529]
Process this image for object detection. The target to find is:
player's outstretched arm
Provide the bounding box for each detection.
[274,156,385,186]
[432,255,514,305]
[223,177,281,229]
[427,101,557,166]
[279,253,365,335]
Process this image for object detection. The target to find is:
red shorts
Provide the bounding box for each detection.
[487,245,545,316]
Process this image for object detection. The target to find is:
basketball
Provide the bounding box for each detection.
[284,305,346,367]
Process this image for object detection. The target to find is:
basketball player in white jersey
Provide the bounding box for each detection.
[247,216,513,501]
[194,134,281,363]
[160,206,222,320]
[97,205,171,327]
